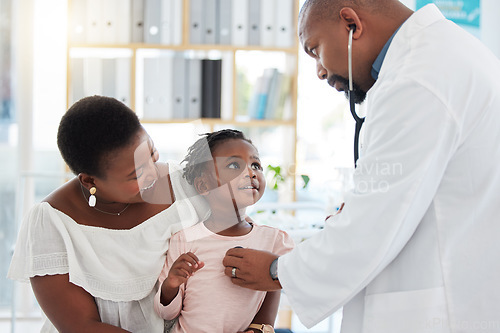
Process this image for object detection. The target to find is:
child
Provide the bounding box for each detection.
[154,129,294,333]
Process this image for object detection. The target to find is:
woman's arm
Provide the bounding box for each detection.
[30,274,129,333]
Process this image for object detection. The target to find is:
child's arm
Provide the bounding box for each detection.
[239,291,281,333]
[239,227,295,332]
[154,251,204,320]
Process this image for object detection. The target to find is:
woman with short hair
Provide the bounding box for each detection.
[9,95,208,332]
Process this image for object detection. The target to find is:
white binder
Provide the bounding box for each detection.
[100,0,131,44]
[143,55,174,119]
[231,0,249,46]
[186,58,202,119]
[144,0,162,44]
[70,58,85,103]
[115,57,131,106]
[101,0,117,43]
[260,0,275,47]
[85,0,102,43]
[143,57,161,119]
[115,0,131,44]
[220,53,233,120]
[275,0,294,48]
[218,0,232,45]
[248,0,260,46]
[84,58,103,95]
[160,0,173,44]
[203,0,217,44]
[70,0,87,43]
[102,58,117,98]
[172,54,187,119]
[172,0,183,45]
[131,0,145,43]
[189,0,204,44]
[158,55,174,119]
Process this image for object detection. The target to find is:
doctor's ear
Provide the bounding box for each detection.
[339,7,363,38]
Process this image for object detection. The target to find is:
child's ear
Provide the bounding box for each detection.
[194,176,210,196]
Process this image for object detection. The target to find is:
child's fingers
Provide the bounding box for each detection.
[182,252,203,268]
[172,261,197,276]
[175,252,204,272]
[172,258,204,276]
[169,252,204,282]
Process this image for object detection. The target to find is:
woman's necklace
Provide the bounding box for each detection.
[80,185,130,216]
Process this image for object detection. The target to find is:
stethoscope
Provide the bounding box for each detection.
[347,25,365,167]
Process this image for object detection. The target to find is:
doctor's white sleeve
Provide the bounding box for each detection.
[278,78,460,328]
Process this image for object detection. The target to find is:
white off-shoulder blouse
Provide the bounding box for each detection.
[8,162,209,332]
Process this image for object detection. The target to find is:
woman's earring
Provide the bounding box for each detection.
[89,187,97,207]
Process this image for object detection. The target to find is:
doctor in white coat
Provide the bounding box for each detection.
[223,1,500,332]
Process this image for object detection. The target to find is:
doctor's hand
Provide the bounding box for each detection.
[223,248,282,291]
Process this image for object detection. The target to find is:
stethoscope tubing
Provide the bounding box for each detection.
[348,27,365,166]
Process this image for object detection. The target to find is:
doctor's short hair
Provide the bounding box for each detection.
[182,129,254,185]
[300,0,386,22]
[57,95,142,177]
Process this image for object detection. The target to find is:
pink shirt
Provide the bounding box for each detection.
[154,222,294,333]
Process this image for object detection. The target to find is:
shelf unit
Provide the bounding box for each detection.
[66,0,300,201]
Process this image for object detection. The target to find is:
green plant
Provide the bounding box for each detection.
[266,164,310,190]
[266,165,285,190]
[300,174,310,189]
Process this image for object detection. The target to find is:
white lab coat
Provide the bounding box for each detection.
[279,5,500,333]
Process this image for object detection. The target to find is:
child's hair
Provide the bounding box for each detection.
[182,129,254,185]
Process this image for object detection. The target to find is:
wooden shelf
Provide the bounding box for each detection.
[66,0,300,201]
[68,43,299,54]
[140,118,296,127]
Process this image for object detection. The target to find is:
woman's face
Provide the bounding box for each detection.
[92,128,160,204]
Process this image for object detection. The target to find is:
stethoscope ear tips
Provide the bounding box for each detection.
[349,24,357,32]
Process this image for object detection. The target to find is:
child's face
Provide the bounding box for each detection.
[208,139,266,208]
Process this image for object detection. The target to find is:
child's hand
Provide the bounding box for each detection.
[165,252,204,289]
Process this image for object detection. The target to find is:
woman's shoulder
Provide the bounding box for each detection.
[21,198,77,233]
[43,177,81,212]
[21,201,55,224]
[17,178,81,228]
